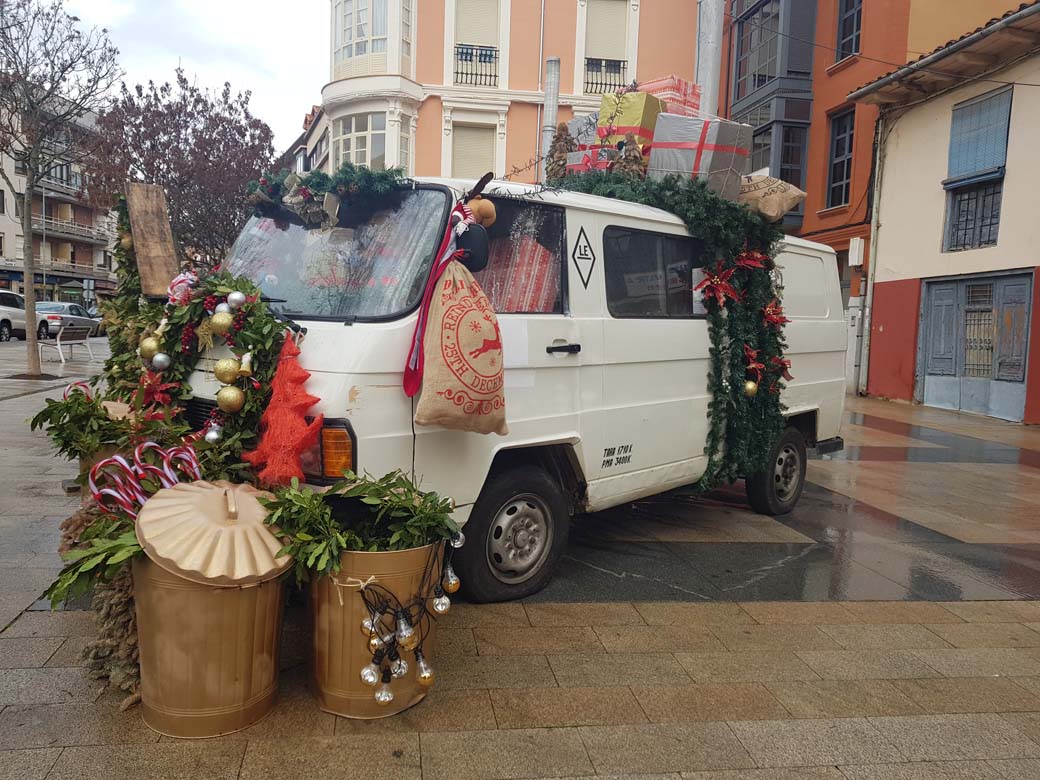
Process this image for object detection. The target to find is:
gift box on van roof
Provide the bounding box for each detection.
[640,75,702,117]
[567,112,600,150]
[597,92,664,150]
[566,147,619,174]
[647,113,753,201]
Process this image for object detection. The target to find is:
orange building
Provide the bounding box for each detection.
[293,1,700,183]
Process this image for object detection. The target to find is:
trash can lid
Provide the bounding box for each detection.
[136,480,292,587]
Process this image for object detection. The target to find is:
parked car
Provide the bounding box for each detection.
[86,306,107,336]
[193,178,847,602]
[36,302,100,337]
[0,291,49,342]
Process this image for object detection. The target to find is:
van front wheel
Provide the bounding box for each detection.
[745,427,807,516]
[456,464,570,603]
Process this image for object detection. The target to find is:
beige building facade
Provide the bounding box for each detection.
[293,0,699,182]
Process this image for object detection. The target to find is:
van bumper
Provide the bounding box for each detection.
[814,436,844,455]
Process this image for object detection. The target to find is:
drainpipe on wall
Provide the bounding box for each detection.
[534,0,546,180]
[541,57,561,182]
[857,111,886,397]
[695,0,725,117]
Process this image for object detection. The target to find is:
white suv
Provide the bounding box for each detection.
[0,291,49,342]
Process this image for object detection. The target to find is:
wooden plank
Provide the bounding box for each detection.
[126,182,181,297]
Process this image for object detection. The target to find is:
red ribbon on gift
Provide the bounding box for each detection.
[653,119,750,179]
[597,124,654,141]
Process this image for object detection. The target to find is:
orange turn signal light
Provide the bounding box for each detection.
[321,427,354,478]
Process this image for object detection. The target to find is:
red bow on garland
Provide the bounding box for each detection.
[770,356,794,382]
[694,262,741,308]
[743,344,765,381]
[735,249,769,270]
[763,298,789,329]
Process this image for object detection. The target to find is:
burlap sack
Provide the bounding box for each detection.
[738,175,807,223]
[414,260,508,435]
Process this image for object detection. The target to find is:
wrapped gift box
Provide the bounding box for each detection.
[641,75,702,117]
[566,147,619,174]
[567,112,600,150]
[647,113,752,201]
[597,92,664,150]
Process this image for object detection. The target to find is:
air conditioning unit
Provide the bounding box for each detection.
[848,237,865,267]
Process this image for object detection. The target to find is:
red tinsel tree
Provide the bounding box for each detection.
[243,336,323,487]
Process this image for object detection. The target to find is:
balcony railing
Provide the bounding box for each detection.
[584,58,628,94]
[454,44,499,87]
[0,255,116,281]
[30,214,110,244]
[39,171,88,197]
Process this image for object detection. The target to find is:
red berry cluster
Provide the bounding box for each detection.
[224,333,236,347]
[203,295,218,311]
[233,312,246,332]
[208,409,226,426]
[180,323,195,351]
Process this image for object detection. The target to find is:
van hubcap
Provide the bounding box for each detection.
[486,494,552,585]
[774,444,801,501]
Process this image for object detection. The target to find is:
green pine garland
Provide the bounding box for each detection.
[555,172,787,491]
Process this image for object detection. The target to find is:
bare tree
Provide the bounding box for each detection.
[0,0,121,376]
[92,69,275,265]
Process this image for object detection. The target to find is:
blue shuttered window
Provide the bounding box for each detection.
[943,87,1012,251]
[837,0,862,61]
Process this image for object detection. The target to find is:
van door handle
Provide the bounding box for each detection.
[546,343,581,354]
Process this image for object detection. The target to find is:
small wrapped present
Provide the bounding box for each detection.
[597,92,663,150]
[566,147,619,174]
[567,112,600,150]
[647,113,752,201]
[738,175,806,222]
[640,75,702,117]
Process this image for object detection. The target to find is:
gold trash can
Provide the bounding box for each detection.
[134,480,291,738]
[311,544,441,719]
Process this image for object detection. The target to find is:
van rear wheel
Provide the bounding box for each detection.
[456,464,570,603]
[745,427,807,516]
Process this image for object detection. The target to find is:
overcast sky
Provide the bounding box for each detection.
[66,0,330,152]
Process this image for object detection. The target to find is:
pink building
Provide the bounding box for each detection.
[292,1,699,183]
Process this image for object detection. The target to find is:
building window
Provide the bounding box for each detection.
[14,160,25,175]
[837,0,862,61]
[603,226,705,319]
[827,109,854,208]
[751,130,771,174]
[943,87,1012,252]
[402,0,413,59]
[0,235,4,256]
[399,121,411,174]
[735,0,780,101]
[451,124,496,180]
[455,0,500,86]
[308,131,329,171]
[14,193,22,218]
[333,113,386,170]
[0,189,4,215]
[333,0,388,63]
[780,125,807,188]
[585,0,628,94]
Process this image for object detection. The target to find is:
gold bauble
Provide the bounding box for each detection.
[119,233,133,251]
[216,385,246,413]
[213,358,242,385]
[744,380,759,398]
[139,336,160,361]
[210,311,234,336]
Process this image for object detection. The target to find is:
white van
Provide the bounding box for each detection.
[206,178,846,602]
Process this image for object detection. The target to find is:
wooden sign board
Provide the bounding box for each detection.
[126,183,181,297]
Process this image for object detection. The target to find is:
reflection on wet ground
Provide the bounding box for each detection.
[531,400,1040,603]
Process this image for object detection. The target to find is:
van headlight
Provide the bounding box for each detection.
[301,420,357,482]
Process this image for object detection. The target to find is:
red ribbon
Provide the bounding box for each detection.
[770,356,794,382]
[597,124,654,140]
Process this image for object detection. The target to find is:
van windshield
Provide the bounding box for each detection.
[224,188,448,321]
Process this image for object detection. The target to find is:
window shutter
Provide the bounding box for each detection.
[586,0,628,60]
[926,283,958,376]
[948,87,1013,179]
[452,125,496,180]
[994,276,1031,382]
[456,0,499,47]
[787,0,816,74]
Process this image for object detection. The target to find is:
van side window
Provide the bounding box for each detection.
[472,199,564,314]
[603,226,705,318]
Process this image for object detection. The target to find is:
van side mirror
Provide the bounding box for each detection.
[457,223,490,272]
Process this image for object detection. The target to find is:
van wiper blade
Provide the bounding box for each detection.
[260,295,287,303]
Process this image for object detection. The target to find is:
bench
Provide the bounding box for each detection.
[39,324,95,364]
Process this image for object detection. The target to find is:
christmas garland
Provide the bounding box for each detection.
[555,172,787,491]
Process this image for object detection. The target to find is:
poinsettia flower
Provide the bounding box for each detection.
[694,262,741,308]
[735,249,769,269]
[743,343,765,381]
[770,355,794,382]
[138,371,178,408]
[763,298,790,329]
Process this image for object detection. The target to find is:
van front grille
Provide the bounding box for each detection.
[183,398,216,431]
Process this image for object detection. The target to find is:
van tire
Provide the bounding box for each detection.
[745,427,807,516]
[456,464,570,603]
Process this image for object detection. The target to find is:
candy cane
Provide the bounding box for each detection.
[63,382,92,400]
[88,443,201,519]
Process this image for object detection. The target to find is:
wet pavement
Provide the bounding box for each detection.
[533,397,1040,603]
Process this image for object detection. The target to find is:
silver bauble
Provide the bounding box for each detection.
[214,302,231,314]
[151,352,172,371]
[204,426,223,445]
[227,291,247,310]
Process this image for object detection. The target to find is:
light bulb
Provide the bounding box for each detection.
[368,632,393,654]
[390,656,409,678]
[374,683,395,705]
[361,615,377,636]
[416,653,434,688]
[359,662,379,686]
[443,564,460,594]
[450,531,466,548]
[395,611,416,646]
[432,594,451,615]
